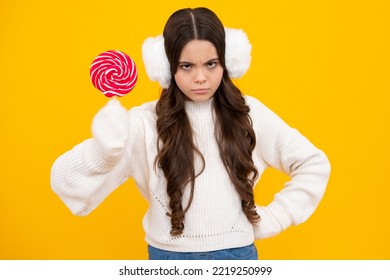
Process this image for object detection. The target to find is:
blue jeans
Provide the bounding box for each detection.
[148,243,258,260]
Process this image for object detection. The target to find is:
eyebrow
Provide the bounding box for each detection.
[178,58,219,65]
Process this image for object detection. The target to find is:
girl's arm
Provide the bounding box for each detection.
[50,100,147,216]
[247,96,331,239]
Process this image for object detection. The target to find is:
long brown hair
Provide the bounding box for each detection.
[155,7,259,236]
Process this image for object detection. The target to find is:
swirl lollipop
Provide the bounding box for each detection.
[90,50,138,97]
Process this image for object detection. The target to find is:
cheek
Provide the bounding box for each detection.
[213,70,224,87]
[174,73,188,91]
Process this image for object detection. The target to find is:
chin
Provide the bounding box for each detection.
[189,93,214,102]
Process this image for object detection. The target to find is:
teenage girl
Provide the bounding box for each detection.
[51,7,331,260]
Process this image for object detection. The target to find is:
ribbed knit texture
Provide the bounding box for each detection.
[50,95,330,252]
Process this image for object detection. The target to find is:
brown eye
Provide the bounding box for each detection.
[180,64,191,70]
[207,61,218,68]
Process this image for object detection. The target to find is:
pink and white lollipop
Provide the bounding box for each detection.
[90,50,138,97]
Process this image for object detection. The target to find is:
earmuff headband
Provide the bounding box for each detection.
[142,27,252,89]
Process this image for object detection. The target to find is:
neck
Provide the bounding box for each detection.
[185,97,214,114]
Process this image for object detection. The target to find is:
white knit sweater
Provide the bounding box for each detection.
[50,95,330,252]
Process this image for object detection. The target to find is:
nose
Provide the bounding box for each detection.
[194,68,206,84]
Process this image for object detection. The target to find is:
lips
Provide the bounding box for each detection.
[192,88,209,94]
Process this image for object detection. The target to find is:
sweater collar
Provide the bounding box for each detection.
[184,97,214,115]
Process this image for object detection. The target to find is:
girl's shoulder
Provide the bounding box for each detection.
[243,94,270,115]
[129,99,159,121]
[243,94,289,129]
[244,94,260,105]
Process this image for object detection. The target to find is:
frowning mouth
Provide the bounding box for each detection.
[191,88,210,94]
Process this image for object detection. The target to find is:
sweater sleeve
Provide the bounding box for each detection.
[246,96,331,239]
[50,106,147,216]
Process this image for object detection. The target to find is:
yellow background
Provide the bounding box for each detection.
[1,0,389,259]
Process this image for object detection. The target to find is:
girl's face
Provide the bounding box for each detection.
[174,40,224,102]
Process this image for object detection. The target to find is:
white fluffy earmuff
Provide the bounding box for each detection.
[141,27,252,89]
